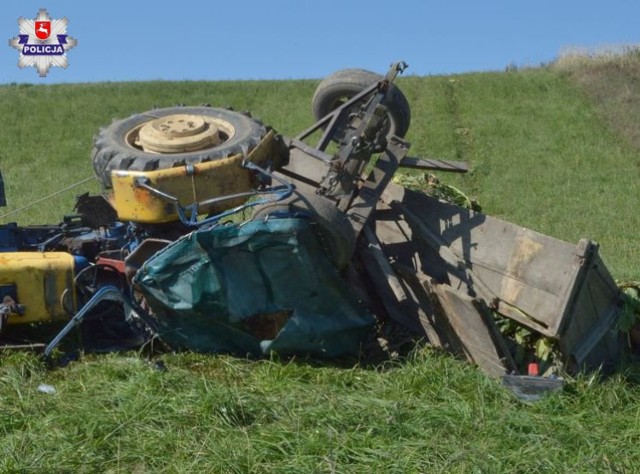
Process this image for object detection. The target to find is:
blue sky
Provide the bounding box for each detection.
[2,0,639,84]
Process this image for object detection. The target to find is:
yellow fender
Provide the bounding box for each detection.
[109,131,277,224]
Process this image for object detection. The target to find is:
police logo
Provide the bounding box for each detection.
[8,9,78,78]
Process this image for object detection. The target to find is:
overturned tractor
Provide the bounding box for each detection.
[0,62,625,382]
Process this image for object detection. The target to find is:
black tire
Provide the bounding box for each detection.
[92,106,267,188]
[312,68,411,139]
[252,191,355,270]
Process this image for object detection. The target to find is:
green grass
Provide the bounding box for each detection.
[2,52,640,472]
[398,69,640,279]
[2,349,640,472]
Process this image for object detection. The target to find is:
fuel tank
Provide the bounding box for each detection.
[0,252,78,324]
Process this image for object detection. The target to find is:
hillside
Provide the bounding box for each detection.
[1,53,640,472]
[2,56,639,279]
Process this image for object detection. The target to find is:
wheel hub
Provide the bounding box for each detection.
[137,114,228,153]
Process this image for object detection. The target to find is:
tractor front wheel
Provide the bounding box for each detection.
[92,106,267,189]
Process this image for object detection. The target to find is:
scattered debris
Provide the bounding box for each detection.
[37,384,56,395]
[502,374,564,402]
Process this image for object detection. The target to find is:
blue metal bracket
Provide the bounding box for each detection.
[0,171,6,207]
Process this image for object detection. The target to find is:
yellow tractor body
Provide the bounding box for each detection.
[108,130,277,224]
[0,252,76,324]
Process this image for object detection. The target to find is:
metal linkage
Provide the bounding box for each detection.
[43,285,129,358]
[133,161,295,228]
[317,62,408,202]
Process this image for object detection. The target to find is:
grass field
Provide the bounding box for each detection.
[1,52,640,472]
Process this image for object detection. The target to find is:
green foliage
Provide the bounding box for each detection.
[393,172,481,211]
[617,281,640,332]
[494,315,559,372]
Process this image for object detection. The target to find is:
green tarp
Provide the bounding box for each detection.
[133,217,374,357]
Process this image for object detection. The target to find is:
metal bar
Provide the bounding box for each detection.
[400,157,469,173]
[134,161,295,228]
[294,62,406,150]
[315,84,380,150]
[0,171,6,207]
[44,285,126,358]
[343,136,407,225]
[197,161,295,228]
[363,226,408,303]
[286,138,334,163]
[294,110,334,142]
[294,83,379,145]
[134,178,179,205]
[384,61,408,83]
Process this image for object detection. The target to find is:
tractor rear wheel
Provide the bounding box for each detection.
[92,106,266,188]
[252,192,355,270]
[311,68,411,139]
